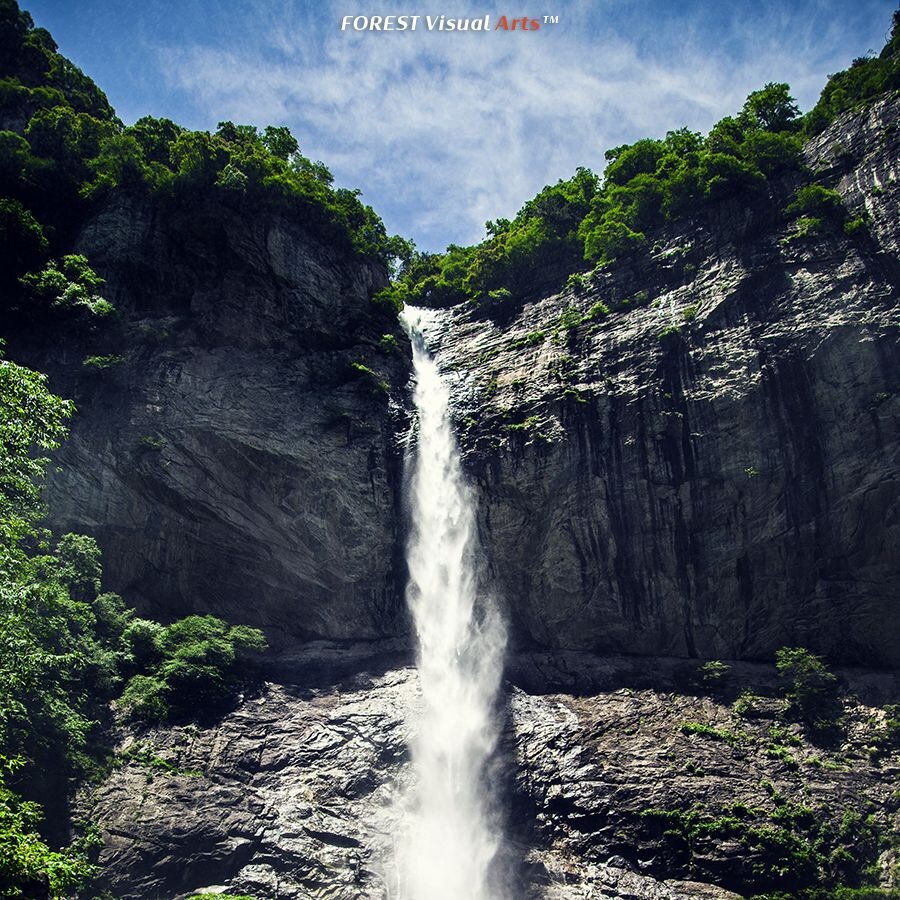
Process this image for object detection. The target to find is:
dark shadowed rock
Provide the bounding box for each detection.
[24,194,410,645]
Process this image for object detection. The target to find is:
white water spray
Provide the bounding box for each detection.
[396,307,506,900]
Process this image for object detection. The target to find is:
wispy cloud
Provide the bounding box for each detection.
[153,0,894,250]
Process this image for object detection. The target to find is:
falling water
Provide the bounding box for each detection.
[396,307,506,900]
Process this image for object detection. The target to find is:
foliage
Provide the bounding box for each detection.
[0,0,407,329]
[348,362,389,393]
[0,757,97,899]
[508,331,545,349]
[386,81,810,310]
[380,9,899,314]
[775,647,843,733]
[378,333,399,353]
[843,216,867,237]
[118,616,267,723]
[0,348,267,890]
[0,198,46,293]
[804,9,900,135]
[695,659,731,691]
[640,796,885,895]
[785,185,845,221]
[82,354,124,369]
[679,721,740,745]
[0,348,74,538]
[19,254,113,316]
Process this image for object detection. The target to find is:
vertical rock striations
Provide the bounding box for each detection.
[432,95,900,666]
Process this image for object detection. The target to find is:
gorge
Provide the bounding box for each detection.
[0,2,899,898]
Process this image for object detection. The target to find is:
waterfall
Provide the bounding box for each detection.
[396,307,506,900]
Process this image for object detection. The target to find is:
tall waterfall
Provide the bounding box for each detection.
[397,307,506,900]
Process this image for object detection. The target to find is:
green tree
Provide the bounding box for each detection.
[261,124,298,160]
[775,647,842,732]
[0,349,73,542]
[741,82,801,132]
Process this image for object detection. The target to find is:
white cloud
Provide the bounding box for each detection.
[153,0,893,250]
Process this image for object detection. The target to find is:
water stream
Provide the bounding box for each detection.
[396,307,507,900]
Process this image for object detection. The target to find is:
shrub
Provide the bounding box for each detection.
[584,301,609,321]
[775,647,842,732]
[82,354,124,369]
[785,185,844,220]
[0,198,47,292]
[120,615,266,723]
[843,217,867,236]
[19,255,113,316]
[680,721,740,745]
[696,659,730,690]
[349,362,389,393]
[508,331,546,349]
[118,674,169,723]
[0,757,97,899]
[804,10,900,136]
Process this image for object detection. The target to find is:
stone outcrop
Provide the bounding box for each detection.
[27,193,410,645]
[428,93,900,666]
[83,652,900,898]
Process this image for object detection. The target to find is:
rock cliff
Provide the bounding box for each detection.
[22,95,898,667]
[14,93,897,899]
[23,192,410,645]
[430,92,899,666]
[83,653,900,899]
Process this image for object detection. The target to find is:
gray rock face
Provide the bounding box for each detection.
[32,194,410,644]
[23,95,900,897]
[426,94,900,666]
[21,97,897,664]
[84,654,899,899]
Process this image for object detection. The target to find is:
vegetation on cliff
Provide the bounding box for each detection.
[380,8,898,312]
[0,1,897,897]
[0,0,409,328]
[0,346,267,896]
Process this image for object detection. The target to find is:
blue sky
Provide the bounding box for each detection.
[23,0,896,251]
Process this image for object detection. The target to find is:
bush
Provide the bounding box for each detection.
[0,757,96,899]
[0,198,47,293]
[117,674,169,723]
[119,615,267,723]
[19,254,113,317]
[775,647,842,732]
[804,10,900,136]
[785,185,845,220]
[696,659,730,691]
[843,217,867,237]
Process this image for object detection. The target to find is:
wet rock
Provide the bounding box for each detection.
[84,656,900,899]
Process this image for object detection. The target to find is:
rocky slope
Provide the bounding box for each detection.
[84,653,899,898]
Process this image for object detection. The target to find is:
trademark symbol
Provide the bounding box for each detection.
[543,15,559,24]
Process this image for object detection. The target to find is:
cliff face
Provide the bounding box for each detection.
[83,654,900,899]
[52,97,900,899]
[429,93,899,666]
[22,97,896,667]
[32,192,410,644]
[24,96,898,663]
